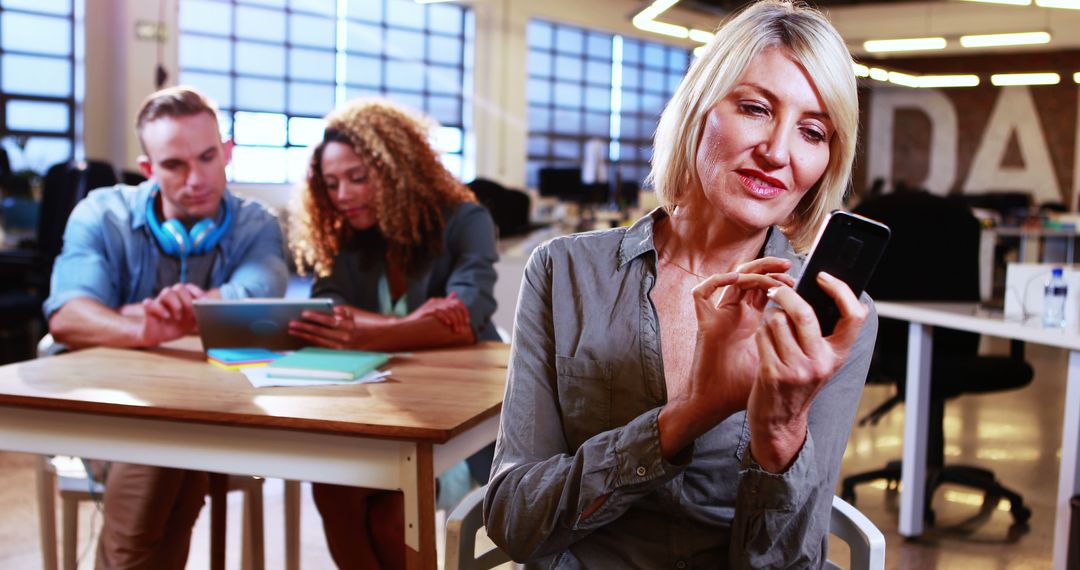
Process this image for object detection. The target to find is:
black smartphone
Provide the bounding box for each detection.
[793,210,890,336]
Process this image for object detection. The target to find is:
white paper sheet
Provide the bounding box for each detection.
[242,367,392,388]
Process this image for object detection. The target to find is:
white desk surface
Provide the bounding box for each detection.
[874,300,1080,570]
[875,301,1080,351]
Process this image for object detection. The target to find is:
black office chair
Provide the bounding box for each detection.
[0,160,118,363]
[467,178,533,238]
[841,190,1034,528]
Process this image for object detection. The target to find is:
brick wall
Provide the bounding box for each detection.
[852,50,1079,206]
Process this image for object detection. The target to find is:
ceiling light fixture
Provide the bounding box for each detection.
[632,0,717,45]
[960,31,1051,47]
[632,0,688,39]
[632,1,1046,88]
[917,74,981,88]
[1073,72,1080,84]
[887,71,920,87]
[687,29,714,43]
[990,72,1061,85]
[863,37,948,53]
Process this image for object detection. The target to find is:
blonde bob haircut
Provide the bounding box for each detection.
[649,0,858,252]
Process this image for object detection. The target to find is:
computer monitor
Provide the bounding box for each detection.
[617,182,639,208]
[538,167,583,202]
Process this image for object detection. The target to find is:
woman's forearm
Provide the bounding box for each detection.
[355,315,474,352]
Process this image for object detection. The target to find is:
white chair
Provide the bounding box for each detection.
[34,335,303,570]
[826,495,887,570]
[445,487,886,570]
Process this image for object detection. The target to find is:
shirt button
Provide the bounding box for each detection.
[676,561,687,569]
[636,466,647,477]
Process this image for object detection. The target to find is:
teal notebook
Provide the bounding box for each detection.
[207,348,281,364]
[263,348,390,380]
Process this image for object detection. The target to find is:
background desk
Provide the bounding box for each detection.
[0,337,510,570]
[875,301,1080,570]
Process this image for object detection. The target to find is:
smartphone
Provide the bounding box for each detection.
[793,210,890,336]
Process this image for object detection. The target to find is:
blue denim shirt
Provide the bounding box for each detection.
[44,181,288,319]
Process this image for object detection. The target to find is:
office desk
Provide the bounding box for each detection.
[0,337,510,570]
[988,227,1077,265]
[875,301,1080,569]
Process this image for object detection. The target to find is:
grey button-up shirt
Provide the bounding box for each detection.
[485,209,877,569]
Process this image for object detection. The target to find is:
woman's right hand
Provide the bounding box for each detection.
[288,305,368,349]
[658,257,794,458]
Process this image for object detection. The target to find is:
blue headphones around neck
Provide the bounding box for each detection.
[145,184,233,283]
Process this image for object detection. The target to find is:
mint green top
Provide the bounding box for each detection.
[378,273,409,317]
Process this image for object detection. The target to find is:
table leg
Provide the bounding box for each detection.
[899,322,933,537]
[36,455,58,570]
[1052,351,1080,569]
[404,443,437,570]
[209,473,228,570]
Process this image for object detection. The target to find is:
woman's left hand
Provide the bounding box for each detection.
[748,271,869,472]
[288,305,366,349]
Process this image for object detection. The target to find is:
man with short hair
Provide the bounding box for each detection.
[45,86,288,569]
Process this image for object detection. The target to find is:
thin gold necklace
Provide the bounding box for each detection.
[658,251,706,279]
[657,231,708,279]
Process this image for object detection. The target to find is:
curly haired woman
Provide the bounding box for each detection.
[289,98,499,569]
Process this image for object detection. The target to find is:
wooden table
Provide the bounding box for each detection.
[0,337,510,570]
[875,301,1080,570]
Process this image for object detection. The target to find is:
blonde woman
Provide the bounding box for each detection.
[289,99,498,568]
[485,1,877,567]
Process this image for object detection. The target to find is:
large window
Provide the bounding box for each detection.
[526,20,689,189]
[616,37,689,189]
[179,0,473,184]
[0,0,82,175]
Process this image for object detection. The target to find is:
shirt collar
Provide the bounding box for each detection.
[616,206,802,269]
[131,180,236,230]
[617,207,665,268]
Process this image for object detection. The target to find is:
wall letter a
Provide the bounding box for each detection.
[963,87,1061,204]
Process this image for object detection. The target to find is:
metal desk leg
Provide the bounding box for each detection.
[899,322,933,537]
[1052,351,1080,569]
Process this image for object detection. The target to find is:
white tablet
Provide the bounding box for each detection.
[193,298,334,351]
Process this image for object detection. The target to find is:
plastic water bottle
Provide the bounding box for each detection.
[1043,267,1068,328]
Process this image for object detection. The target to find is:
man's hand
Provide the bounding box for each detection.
[136,284,207,346]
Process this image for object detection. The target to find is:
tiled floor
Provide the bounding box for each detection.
[0,336,1067,568]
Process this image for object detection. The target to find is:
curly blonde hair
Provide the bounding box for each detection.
[291,98,476,277]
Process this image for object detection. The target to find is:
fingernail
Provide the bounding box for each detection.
[818,271,834,282]
[766,287,778,298]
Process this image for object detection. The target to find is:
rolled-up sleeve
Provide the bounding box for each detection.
[218,213,288,300]
[43,200,121,319]
[484,244,689,563]
[730,298,878,569]
[445,204,498,339]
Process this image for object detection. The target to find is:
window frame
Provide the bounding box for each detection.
[0,0,80,174]
[179,0,473,184]
[525,18,690,191]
